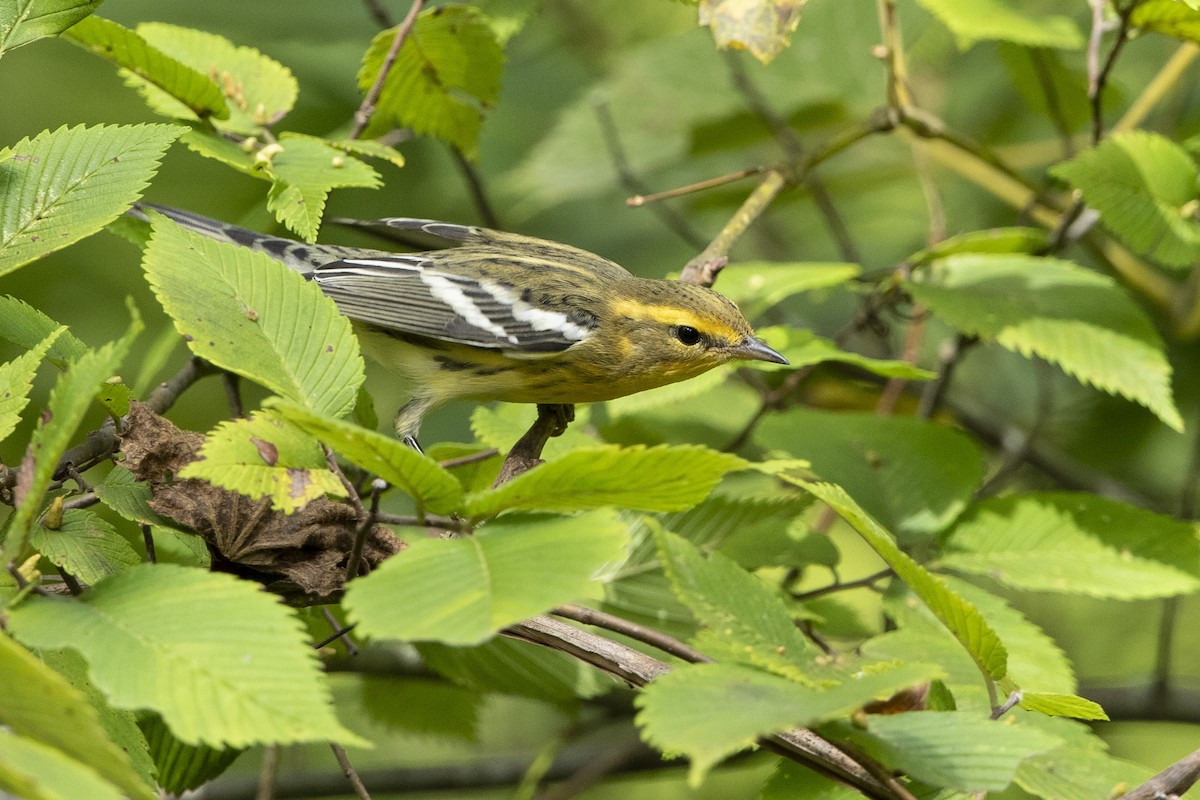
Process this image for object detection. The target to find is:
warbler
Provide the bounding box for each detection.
[135,204,788,447]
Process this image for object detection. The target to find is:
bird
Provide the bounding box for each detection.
[132,204,788,449]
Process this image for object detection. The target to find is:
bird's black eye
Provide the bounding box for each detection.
[673,325,701,346]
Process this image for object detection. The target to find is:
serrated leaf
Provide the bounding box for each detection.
[4,320,140,561]
[0,730,124,800]
[0,328,61,443]
[635,661,942,786]
[128,22,297,133]
[179,127,261,176]
[907,253,1182,431]
[915,0,1084,49]
[178,411,345,513]
[91,466,170,527]
[939,493,1200,599]
[1015,716,1150,800]
[1132,0,1200,42]
[714,261,859,319]
[326,137,406,169]
[754,327,936,380]
[756,409,982,539]
[141,214,364,418]
[464,445,746,519]
[265,134,381,242]
[1052,131,1200,268]
[63,16,229,120]
[1019,693,1107,721]
[655,529,822,684]
[419,636,609,704]
[0,123,184,277]
[268,399,463,516]
[0,296,86,366]
[7,563,365,748]
[0,0,102,57]
[139,714,241,795]
[358,5,504,157]
[0,630,155,800]
[346,512,629,645]
[847,711,1060,792]
[793,480,1008,681]
[698,0,802,64]
[31,509,141,584]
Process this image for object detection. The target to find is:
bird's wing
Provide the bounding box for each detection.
[313,255,599,353]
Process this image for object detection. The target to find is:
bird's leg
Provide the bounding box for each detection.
[538,403,575,438]
[394,397,433,453]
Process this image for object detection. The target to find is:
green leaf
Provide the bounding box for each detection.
[7,563,364,748]
[756,409,982,539]
[264,133,381,242]
[127,22,297,133]
[31,509,141,585]
[655,529,823,684]
[635,660,942,786]
[470,402,597,459]
[0,630,155,800]
[754,327,936,381]
[714,261,859,319]
[0,328,62,443]
[0,296,86,366]
[91,467,171,527]
[474,0,538,44]
[358,5,504,157]
[141,214,364,418]
[1015,716,1151,800]
[761,762,862,800]
[268,399,463,516]
[324,137,406,169]
[464,445,746,519]
[4,321,140,561]
[179,127,261,176]
[847,711,1060,792]
[0,730,124,800]
[346,512,629,645]
[698,0,803,64]
[793,480,1008,681]
[139,714,241,795]
[914,0,1084,49]
[178,411,346,514]
[63,16,229,120]
[1052,131,1200,268]
[1132,0,1200,42]
[0,0,101,57]
[419,636,609,703]
[908,226,1050,267]
[939,493,1200,599]
[0,123,184,277]
[356,675,480,741]
[907,253,1183,431]
[1019,693,1107,721]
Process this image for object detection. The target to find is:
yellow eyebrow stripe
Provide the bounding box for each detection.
[611,298,741,341]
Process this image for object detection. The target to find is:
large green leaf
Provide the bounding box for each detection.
[4,320,139,561]
[1052,131,1200,268]
[138,715,241,795]
[126,22,297,133]
[464,445,746,519]
[1015,716,1151,800]
[939,493,1200,599]
[907,253,1183,431]
[915,0,1083,50]
[30,509,141,585]
[265,133,381,242]
[1131,0,1200,42]
[0,631,155,800]
[634,660,942,786]
[178,411,346,514]
[63,16,228,120]
[0,730,124,800]
[0,329,61,443]
[141,214,364,418]
[346,512,629,645]
[0,0,101,57]
[715,261,859,319]
[794,480,1008,681]
[0,296,85,366]
[0,123,183,276]
[7,564,364,748]
[756,409,982,540]
[269,399,463,516]
[844,711,1060,792]
[752,327,936,381]
[357,5,504,157]
[655,529,823,684]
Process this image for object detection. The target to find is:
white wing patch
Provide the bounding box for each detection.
[420,272,518,344]
[484,282,590,342]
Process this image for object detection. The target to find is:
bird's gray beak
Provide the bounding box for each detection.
[734,337,789,365]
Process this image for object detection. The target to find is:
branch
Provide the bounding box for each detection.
[350,0,424,140]
[1117,748,1200,800]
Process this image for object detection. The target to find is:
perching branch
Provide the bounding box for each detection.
[1117,748,1200,800]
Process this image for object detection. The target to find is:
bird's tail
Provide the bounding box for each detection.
[131,202,376,276]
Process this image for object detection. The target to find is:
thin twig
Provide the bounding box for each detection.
[314,621,359,651]
[256,744,280,800]
[989,690,1022,720]
[551,603,711,663]
[350,0,425,140]
[1089,2,1133,144]
[345,479,386,581]
[439,448,500,470]
[628,167,764,207]
[375,512,470,532]
[1029,49,1076,158]
[917,333,974,421]
[791,569,894,602]
[680,169,787,287]
[362,0,394,28]
[451,145,500,228]
[141,524,156,564]
[330,743,373,800]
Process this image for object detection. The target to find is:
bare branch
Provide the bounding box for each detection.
[1117,748,1200,800]
[350,0,425,140]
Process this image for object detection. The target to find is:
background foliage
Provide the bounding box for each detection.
[2,0,1200,798]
